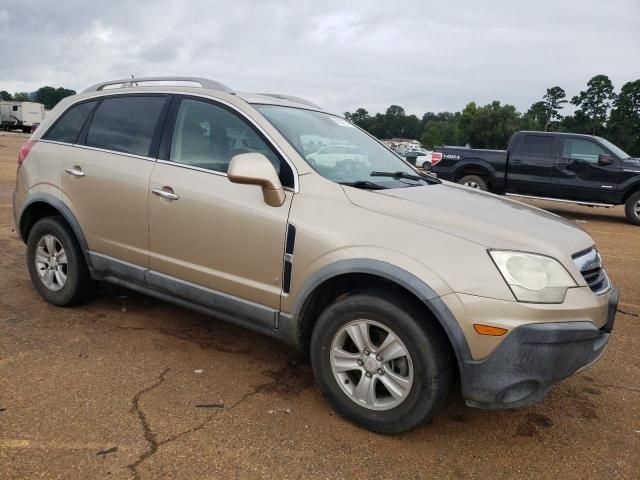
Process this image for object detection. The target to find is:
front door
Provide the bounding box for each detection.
[147,97,295,322]
[552,137,621,203]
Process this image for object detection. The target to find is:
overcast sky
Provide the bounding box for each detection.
[1,0,638,116]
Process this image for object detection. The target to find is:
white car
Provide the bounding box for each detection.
[404,149,433,170]
[307,144,367,167]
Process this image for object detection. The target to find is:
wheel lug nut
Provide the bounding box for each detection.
[365,372,372,378]
[376,354,383,361]
[377,368,384,375]
[363,349,370,356]
[357,359,363,366]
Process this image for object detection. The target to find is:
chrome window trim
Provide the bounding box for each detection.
[42,90,301,192]
[156,159,295,192]
[38,139,155,162]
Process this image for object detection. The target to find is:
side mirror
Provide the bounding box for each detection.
[598,153,613,165]
[227,153,286,207]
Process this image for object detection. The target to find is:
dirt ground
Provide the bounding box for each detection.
[0,132,638,479]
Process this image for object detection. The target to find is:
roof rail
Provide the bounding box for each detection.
[258,93,321,109]
[82,76,234,94]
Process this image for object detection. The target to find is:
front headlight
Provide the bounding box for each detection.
[489,250,577,303]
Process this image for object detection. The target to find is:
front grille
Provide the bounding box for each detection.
[572,247,611,295]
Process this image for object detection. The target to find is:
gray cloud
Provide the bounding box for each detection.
[0,0,638,115]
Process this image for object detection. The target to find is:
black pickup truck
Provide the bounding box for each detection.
[432,131,640,225]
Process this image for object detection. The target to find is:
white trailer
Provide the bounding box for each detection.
[0,101,46,133]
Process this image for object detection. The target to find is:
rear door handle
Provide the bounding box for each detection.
[152,187,179,201]
[64,167,85,177]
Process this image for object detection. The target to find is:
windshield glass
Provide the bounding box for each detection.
[255,105,423,188]
[596,136,631,159]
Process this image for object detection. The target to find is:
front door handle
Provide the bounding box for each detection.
[152,187,179,201]
[64,166,85,177]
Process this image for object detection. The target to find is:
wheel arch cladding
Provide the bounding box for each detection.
[454,160,494,181]
[291,259,472,370]
[18,194,92,269]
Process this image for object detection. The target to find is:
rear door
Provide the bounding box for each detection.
[552,137,621,203]
[61,94,170,269]
[505,133,557,195]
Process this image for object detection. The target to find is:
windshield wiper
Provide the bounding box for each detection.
[371,171,441,184]
[339,180,387,190]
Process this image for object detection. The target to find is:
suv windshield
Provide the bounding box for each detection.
[255,105,427,189]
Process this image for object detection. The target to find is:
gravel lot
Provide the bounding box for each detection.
[1,132,638,479]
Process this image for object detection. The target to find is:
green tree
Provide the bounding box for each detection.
[608,79,640,156]
[571,75,616,135]
[384,105,407,138]
[459,101,520,149]
[560,110,593,134]
[542,86,567,130]
[13,92,31,101]
[34,86,76,109]
[344,108,371,128]
[524,101,548,130]
[0,91,12,101]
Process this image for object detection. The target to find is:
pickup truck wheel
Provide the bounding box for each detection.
[310,292,452,434]
[458,174,487,191]
[625,192,640,226]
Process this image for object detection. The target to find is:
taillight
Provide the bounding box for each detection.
[18,140,35,168]
[431,152,442,167]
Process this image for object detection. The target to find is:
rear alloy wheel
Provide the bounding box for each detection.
[27,216,95,306]
[311,292,452,434]
[625,191,640,226]
[457,174,487,191]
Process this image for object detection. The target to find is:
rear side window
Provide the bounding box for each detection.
[43,101,97,144]
[86,96,166,157]
[520,135,554,157]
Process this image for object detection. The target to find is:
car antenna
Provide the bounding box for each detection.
[130,74,138,87]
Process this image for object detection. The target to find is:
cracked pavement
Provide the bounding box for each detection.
[1,132,639,479]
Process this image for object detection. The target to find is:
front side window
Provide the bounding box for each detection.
[169,99,293,187]
[43,101,97,143]
[255,105,422,189]
[520,135,554,157]
[562,138,606,163]
[86,96,167,157]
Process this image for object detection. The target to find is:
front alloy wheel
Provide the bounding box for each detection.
[311,291,452,434]
[330,319,414,410]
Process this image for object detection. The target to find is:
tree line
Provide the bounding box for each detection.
[345,75,640,157]
[0,86,76,110]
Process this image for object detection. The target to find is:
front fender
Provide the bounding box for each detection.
[284,256,472,372]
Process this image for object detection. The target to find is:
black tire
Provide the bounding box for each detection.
[310,291,453,434]
[624,192,640,226]
[26,216,95,306]
[457,174,488,191]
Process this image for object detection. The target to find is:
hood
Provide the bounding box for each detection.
[343,182,594,259]
[622,157,640,170]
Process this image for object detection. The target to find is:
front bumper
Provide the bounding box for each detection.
[460,288,619,409]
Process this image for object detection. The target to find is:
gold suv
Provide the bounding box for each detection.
[13,77,619,433]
